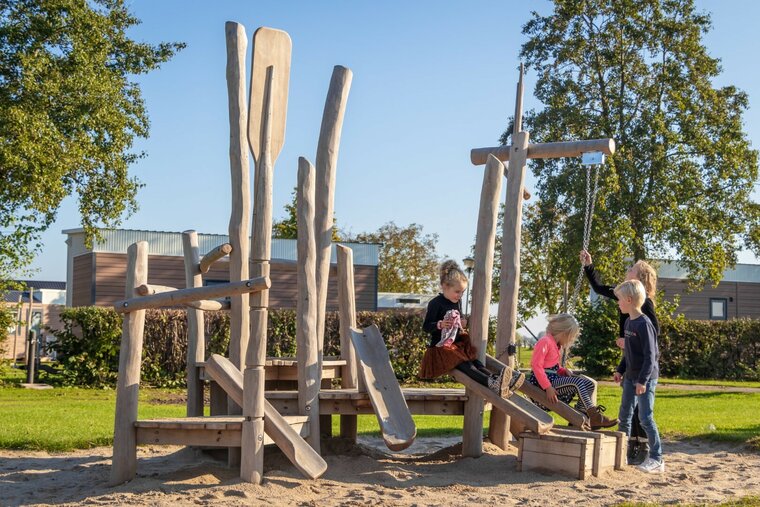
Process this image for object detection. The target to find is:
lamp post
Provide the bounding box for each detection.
[462,256,475,315]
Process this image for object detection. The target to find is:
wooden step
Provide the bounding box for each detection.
[134,415,310,447]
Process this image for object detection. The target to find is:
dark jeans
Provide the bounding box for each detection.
[455,359,491,387]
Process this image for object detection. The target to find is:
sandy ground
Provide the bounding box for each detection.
[1,437,758,506]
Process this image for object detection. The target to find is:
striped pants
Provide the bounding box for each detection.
[527,365,597,411]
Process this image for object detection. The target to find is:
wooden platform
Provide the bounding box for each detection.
[134,415,310,448]
[264,387,472,416]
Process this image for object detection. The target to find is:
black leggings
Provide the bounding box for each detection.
[455,359,491,387]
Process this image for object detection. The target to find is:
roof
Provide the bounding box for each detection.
[656,260,760,284]
[64,228,381,266]
[11,280,67,290]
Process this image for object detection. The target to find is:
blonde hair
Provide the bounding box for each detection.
[614,279,646,309]
[546,313,580,347]
[439,259,467,288]
[631,260,657,299]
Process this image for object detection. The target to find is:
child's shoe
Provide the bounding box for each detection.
[487,372,503,395]
[637,457,665,473]
[626,440,640,465]
[587,405,619,430]
[508,368,525,392]
[632,441,650,465]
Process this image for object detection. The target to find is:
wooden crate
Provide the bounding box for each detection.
[550,427,626,475]
[518,432,594,479]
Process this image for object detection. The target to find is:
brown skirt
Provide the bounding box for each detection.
[418,332,479,379]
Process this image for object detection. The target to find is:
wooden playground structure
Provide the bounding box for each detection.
[110,22,625,486]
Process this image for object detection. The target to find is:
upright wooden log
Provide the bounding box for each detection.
[314,65,352,356]
[111,241,148,486]
[243,28,288,481]
[336,244,359,440]
[462,154,504,457]
[296,157,320,451]
[183,231,205,417]
[24,287,34,360]
[225,20,251,467]
[11,294,22,365]
[490,130,530,449]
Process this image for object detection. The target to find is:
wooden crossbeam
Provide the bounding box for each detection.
[136,284,177,296]
[471,138,616,166]
[114,277,270,313]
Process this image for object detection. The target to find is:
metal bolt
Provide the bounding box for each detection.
[246,281,252,287]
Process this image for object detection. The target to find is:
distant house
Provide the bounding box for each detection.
[2,281,66,361]
[657,261,760,320]
[63,228,381,311]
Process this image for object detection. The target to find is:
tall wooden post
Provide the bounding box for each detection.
[111,241,148,486]
[314,65,352,355]
[296,157,320,451]
[336,244,359,441]
[24,287,34,361]
[182,231,205,417]
[225,21,251,467]
[11,294,22,365]
[462,154,504,457]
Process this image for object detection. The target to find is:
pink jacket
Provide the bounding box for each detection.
[531,334,569,389]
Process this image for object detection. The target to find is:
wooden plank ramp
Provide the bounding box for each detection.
[484,355,590,429]
[204,354,327,479]
[350,325,416,451]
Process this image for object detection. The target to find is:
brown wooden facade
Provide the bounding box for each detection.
[660,278,760,320]
[71,252,378,311]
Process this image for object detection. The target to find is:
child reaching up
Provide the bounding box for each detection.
[419,260,524,398]
[528,314,618,430]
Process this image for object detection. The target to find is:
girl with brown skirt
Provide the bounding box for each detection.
[419,260,524,398]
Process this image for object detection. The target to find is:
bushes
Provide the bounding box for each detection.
[47,307,441,387]
[573,299,760,380]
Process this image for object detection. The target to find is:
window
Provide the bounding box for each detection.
[709,298,727,320]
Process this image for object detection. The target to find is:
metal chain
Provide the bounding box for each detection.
[568,162,601,313]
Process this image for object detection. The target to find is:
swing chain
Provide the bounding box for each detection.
[568,161,601,313]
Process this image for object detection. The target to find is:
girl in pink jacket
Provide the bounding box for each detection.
[529,314,617,430]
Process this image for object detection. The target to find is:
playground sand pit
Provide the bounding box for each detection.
[1,437,758,506]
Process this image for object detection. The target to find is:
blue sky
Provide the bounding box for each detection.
[29,0,760,292]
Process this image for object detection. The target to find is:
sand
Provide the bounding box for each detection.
[1,437,758,506]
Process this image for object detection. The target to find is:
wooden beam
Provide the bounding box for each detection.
[462,154,504,458]
[336,244,359,441]
[185,299,232,311]
[315,65,352,359]
[470,138,616,166]
[225,22,251,464]
[114,277,270,313]
[136,284,177,296]
[296,157,320,452]
[110,241,148,486]
[199,243,233,274]
[183,231,205,418]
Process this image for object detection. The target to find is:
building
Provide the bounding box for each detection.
[377,292,435,312]
[658,261,760,320]
[2,281,66,361]
[63,228,380,311]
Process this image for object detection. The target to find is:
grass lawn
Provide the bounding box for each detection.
[1,381,758,452]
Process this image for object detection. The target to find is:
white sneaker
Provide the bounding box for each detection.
[637,457,665,473]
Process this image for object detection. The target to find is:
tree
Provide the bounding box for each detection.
[353,222,439,293]
[272,187,340,240]
[0,0,184,278]
[506,0,759,312]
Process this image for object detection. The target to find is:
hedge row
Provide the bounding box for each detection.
[48,303,759,388]
[573,300,760,380]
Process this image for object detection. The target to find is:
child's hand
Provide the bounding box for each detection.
[616,337,625,349]
[613,372,622,384]
[579,249,592,266]
[438,319,453,330]
[545,386,558,404]
[635,383,646,395]
[460,318,468,329]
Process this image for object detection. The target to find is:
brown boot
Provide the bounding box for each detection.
[587,405,619,430]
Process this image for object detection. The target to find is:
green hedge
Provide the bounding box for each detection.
[573,300,760,380]
[48,307,441,387]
